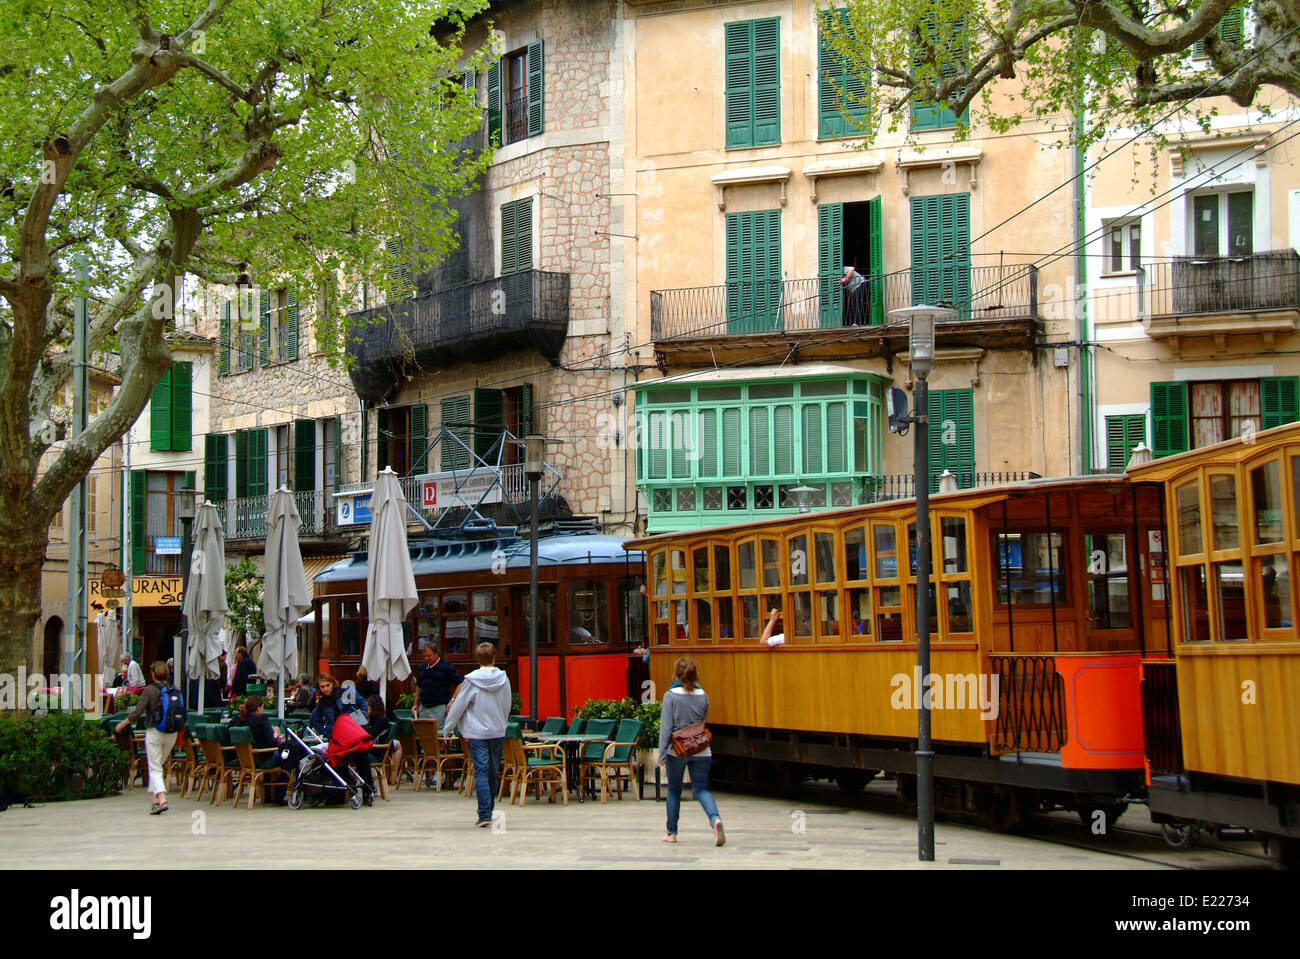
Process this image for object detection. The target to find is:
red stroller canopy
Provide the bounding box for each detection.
[325,713,373,767]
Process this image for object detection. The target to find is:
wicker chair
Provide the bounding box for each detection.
[411,719,463,791]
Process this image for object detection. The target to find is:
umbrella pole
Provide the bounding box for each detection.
[278,671,285,720]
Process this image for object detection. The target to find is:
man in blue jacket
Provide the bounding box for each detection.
[442,643,511,827]
[413,642,462,730]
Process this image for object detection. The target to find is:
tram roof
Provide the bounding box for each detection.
[625,473,1132,550]
[313,533,643,583]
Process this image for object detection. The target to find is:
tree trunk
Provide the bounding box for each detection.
[0,526,51,679]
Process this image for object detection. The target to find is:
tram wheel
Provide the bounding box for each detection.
[1268,835,1300,869]
[835,769,879,795]
[1160,821,1195,850]
[1077,802,1128,836]
[985,789,1022,833]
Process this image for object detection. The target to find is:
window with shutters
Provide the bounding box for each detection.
[726,209,782,333]
[818,9,869,139]
[928,388,975,489]
[910,194,970,315]
[1152,378,1297,456]
[235,428,270,499]
[488,40,543,146]
[500,198,534,276]
[149,362,193,451]
[725,18,781,148]
[144,471,190,574]
[819,198,884,327]
[1106,415,1148,470]
[910,12,968,130]
[502,385,535,466]
[263,289,300,363]
[274,424,291,489]
[205,434,229,503]
[1191,6,1246,60]
[441,395,473,471]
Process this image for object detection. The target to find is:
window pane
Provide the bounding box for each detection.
[654,601,671,645]
[1180,566,1210,642]
[521,585,556,648]
[995,531,1066,604]
[946,581,973,632]
[741,595,760,638]
[1085,533,1131,629]
[1176,482,1203,555]
[1193,194,1219,257]
[716,598,734,639]
[1227,191,1252,255]
[567,580,609,645]
[1129,223,1141,269]
[738,541,756,590]
[1259,554,1293,629]
[762,539,781,588]
[694,598,713,639]
[941,517,967,573]
[1209,475,1239,551]
[874,523,898,579]
[788,534,809,586]
[844,527,867,581]
[907,522,936,577]
[1213,562,1247,641]
[1251,461,1283,544]
[1292,456,1300,540]
[817,590,839,637]
[652,551,668,597]
[619,579,645,649]
[791,592,813,637]
[671,550,687,593]
[714,545,732,591]
[693,547,710,593]
[847,587,871,636]
[1109,227,1123,272]
[815,532,836,583]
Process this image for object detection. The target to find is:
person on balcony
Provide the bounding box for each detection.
[839,263,868,326]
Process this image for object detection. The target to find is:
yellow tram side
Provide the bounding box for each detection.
[1129,424,1300,861]
[630,474,1169,825]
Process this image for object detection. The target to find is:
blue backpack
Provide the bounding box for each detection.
[152,684,187,733]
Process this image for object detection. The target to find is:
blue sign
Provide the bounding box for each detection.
[337,492,373,526]
[155,536,182,555]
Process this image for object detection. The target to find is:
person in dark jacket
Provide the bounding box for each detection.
[310,673,374,805]
[413,643,462,729]
[243,695,290,802]
[365,695,393,763]
[354,666,381,702]
[231,646,257,697]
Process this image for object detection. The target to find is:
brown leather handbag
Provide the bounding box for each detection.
[670,721,712,757]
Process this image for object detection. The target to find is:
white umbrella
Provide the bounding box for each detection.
[361,468,416,704]
[183,502,228,712]
[95,609,119,689]
[261,487,310,719]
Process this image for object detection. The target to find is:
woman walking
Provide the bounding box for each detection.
[114,661,180,815]
[658,657,725,846]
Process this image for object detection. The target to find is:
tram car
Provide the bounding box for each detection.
[311,531,647,718]
[1129,423,1300,865]
[629,475,1166,830]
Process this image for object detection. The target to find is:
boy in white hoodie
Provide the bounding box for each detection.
[442,642,513,826]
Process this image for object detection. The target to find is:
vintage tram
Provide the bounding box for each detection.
[311,531,647,717]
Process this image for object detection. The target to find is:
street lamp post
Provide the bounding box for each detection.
[175,488,198,702]
[889,303,955,863]
[524,435,546,730]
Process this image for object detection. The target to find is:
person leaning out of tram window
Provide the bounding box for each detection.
[658,657,724,846]
[759,609,786,647]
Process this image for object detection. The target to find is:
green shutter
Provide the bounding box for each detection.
[501,201,516,276]
[819,9,868,139]
[670,410,690,479]
[773,405,794,475]
[286,290,299,361]
[726,209,781,332]
[130,470,147,572]
[376,408,390,473]
[910,194,970,315]
[827,401,848,472]
[749,407,770,476]
[527,39,544,137]
[802,404,823,474]
[910,13,967,129]
[501,200,531,276]
[258,290,270,365]
[520,383,535,436]
[473,389,504,462]
[184,470,196,501]
[149,366,173,451]
[294,419,316,490]
[648,412,667,479]
[752,18,780,146]
[722,408,742,476]
[698,409,718,478]
[204,434,228,503]
[410,403,428,473]
[867,195,884,324]
[441,395,472,471]
[1194,7,1244,58]
[247,428,269,497]
[235,430,249,498]
[360,407,369,483]
[929,389,974,487]
[170,361,192,451]
[1261,376,1300,430]
[725,22,755,148]
[385,239,412,297]
[219,300,230,375]
[1150,381,1189,458]
[1106,415,1146,471]
[335,415,344,489]
[818,203,844,327]
[487,59,502,145]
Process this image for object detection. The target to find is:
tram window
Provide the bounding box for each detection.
[716,598,735,640]
[670,550,687,594]
[873,524,898,579]
[942,518,968,573]
[652,551,669,597]
[1176,482,1203,555]
[844,527,867,581]
[670,599,687,640]
[442,591,469,655]
[1180,565,1211,642]
[738,541,757,590]
[761,540,781,588]
[910,583,938,636]
[1212,562,1248,641]
[815,532,836,584]
[740,595,760,638]
[416,591,441,652]
[522,586,557,648]
[1085,533,1131,629]
[847,587,871,637]
[339,599,364,657]
[567,580,610,645]
[693,547,710,593]
[877,584,903,642]
[1251,461,1284,545]
[816,590,839,639]
[619,578,646,648]
[791,592,813,638]
[654,601,671,645]
[472,592,498,652]
[907,523,938,576]
[788,534,809,587]
[1209,475,1239,551]
[1258,554,1293,629]
[946,582,973,633]
[694,598,713,640]
[714,545,732,591]
[994,531,1066,605]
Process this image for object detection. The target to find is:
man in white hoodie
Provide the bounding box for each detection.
[442,642,512,826]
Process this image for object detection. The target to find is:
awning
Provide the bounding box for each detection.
[303,554,349,585]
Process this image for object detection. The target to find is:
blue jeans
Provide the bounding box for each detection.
[664,755,720,835]
[469,738,504,822]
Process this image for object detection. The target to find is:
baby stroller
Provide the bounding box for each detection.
[284,714,374,810]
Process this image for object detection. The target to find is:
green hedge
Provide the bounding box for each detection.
[576,697,661,749]
[0,713,129,801]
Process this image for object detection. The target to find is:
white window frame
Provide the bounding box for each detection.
[1102,218,1142,275]
[1188,188,1254,258]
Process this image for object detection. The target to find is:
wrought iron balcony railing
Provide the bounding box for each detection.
[863,470,1041,503]
[1137,250,1300,320]
[650,264,1037,341]
[219,489,336,542]
[347,269,570,402]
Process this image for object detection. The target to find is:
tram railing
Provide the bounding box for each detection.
[1140,660,1184,777]
[864,470,1040,502]
[990,655,1066,754]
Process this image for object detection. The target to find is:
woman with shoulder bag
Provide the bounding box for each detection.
[658,657,724,846]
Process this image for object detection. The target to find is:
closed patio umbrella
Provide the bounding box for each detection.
[183,502,228,712]
[95,609,119,689]
[361,468,416,704]
[262,487,310,719]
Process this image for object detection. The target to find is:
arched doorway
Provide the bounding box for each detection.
[43,616,63,677]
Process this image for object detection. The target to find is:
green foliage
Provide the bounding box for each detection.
[0,714,128,801]
[396,693,416,710]
[634,701,661,750]
[577,697,660,748]
[225,558,265,640]
[115,693,140,712]
[510,692,522,715]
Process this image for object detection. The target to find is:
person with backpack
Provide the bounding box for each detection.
[115,660,186,815]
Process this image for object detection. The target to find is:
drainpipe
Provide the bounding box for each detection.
[1074,95,1092,475]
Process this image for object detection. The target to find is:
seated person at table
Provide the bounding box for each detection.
[289,674,313,710]
[759,609,786,648]
[365,695,393,755]
[244,694,290,802]
[311,673,375,805]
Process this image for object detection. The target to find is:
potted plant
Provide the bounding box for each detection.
[634,701,661,785]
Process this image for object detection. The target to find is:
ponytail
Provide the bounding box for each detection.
[675,657,699,692]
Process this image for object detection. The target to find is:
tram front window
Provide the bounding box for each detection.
[1085,533,1131,630]
[1213,562,1248,641]
[568,580,610,646]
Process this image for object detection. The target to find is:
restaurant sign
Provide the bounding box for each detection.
[88,575,183,614]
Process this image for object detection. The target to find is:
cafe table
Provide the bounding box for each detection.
[521,732,609,803]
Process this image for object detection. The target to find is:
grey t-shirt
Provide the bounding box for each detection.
[658,686,711,759]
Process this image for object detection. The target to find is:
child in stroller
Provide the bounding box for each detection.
[283,715,375,809]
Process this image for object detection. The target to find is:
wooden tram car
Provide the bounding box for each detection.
[630,476,1165,830]
[312,532,647,718]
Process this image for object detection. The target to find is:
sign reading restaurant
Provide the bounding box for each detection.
[88,575,184,613]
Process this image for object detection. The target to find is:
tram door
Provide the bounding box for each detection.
[1082,531,1137,651]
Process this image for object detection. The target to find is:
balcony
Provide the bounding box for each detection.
[347,270,570,402]
[217,490,344,545]
[1138,250,1300,341]
[650,263,1038,367]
